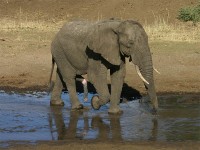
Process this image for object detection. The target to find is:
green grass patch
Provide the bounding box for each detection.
[178,2,200,24]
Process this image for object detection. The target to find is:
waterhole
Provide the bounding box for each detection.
[0,91,199,147]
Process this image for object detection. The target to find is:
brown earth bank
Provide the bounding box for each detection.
[5,141,200,150]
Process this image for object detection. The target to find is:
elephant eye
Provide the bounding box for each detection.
[120,33,128,40]
[128,40,134,45]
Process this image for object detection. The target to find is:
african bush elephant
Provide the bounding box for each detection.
[49,19,158,114]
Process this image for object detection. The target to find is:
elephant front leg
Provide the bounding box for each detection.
[50,70,64,106]
[89,62,110,110]
[90,77,110,110]
[108,63,125,114]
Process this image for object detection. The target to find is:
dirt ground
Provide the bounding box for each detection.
[0,0,198,23]
[0,0,200,149]
[6,141,200,150]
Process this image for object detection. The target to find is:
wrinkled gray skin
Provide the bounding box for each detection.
[49,19,158,114]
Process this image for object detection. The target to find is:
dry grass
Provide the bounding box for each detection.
[0,18,63,32]
[0,15,199,43]
[144,18,200,42]
[0,7,65,32]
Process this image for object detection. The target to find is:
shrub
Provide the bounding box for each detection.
[178,2,200,24]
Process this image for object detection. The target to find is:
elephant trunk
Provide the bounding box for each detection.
[131,50,158,111]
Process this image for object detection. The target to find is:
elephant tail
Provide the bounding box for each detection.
[48,57,55,94]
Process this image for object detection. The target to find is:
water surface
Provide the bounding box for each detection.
[0,91,199,147]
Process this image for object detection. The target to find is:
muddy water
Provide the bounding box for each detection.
[0,91,199,147]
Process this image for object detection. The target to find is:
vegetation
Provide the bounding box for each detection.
[144,17,200,42]
[178,2,200,24]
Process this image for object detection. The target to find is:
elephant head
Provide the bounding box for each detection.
[115,20,158,110]
[88,20,158,111]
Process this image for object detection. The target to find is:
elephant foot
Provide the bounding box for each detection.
[108,106,123,114]
[72,103,84,110]
[151,107,158,115]
[50,99,64,106]
[91,96,101,110]
[139,97,150,103]
[152,99,158,114]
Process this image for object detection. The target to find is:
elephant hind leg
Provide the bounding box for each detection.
[65,77,84,110]
[50,69,64,106]
[53,53,83,110]
[61,74,83,109]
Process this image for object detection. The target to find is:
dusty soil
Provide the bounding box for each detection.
[6,141,200,150]
[0,0,200,149]
[0,0,198,23]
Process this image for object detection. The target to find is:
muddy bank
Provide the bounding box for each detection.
[4,141,200,150]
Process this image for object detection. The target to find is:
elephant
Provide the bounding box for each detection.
[49,19,158,114]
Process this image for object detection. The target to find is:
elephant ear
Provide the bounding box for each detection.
[88,24,121,66]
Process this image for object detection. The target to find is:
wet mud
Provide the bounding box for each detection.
[0,91,199,148]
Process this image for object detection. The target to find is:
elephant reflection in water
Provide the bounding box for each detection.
[49,106,123,140]
[91,115,158,141]
[149,118,158,141]
[49,106,158,140]
[49,106,89,140]
[91,115,123,141]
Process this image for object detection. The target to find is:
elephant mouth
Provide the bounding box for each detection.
[120,45,131,57]
[122,52,130,57]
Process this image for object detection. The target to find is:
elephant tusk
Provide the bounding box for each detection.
[135,65,149,85]
[153,67,161,74]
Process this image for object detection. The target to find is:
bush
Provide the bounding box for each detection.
[178,2,200,24]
